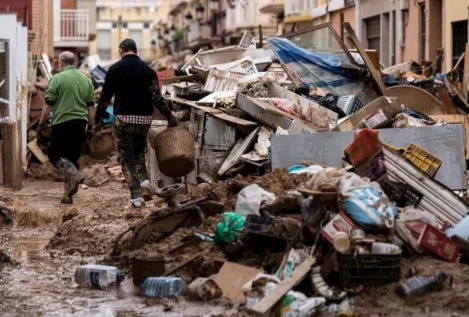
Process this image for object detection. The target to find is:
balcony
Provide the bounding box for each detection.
[188,21,211,49]
[285,0,314,16]
[259,0,284,14]
[54,9,90,47]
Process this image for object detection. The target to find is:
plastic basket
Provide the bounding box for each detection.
[338,253,401,288]
[404,143,442,178]
[379,179,423,208]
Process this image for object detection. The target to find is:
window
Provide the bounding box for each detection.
[143,22,150,29]
[129,30,143,56]
[97,30,111,60]
[122,22,128,28]
[452,20,468,67]
[420,3,426,62]
[366,15,381,53]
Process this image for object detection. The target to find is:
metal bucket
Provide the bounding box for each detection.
[152,127,195,177]
[131,256,166,286]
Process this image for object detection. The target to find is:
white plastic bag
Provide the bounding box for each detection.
[235,184,276,218]
[400,207,439,228]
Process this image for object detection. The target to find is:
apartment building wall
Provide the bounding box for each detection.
[31,0,54,56]
[0,0,33,28]
[330,5,355,42]
[403,0,442,64]
[443,0,469,72]
[77,0,97,35]
[359,0,403,67]
[91,5,156,61]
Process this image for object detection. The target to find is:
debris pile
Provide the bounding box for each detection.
[41,23,469,315]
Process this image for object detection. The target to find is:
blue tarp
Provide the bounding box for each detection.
[267,37,378,104]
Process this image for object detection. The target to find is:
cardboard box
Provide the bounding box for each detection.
[418,224,460,262]
[321,211,356,243]
[335,96,404,131]
[214,262,262,301]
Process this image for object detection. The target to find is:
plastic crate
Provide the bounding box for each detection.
[379,179,423,208]
[404,143,442,178]
[338,253,401,288]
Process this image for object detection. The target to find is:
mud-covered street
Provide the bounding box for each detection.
[1,172,469,317]
[0,179,240,317]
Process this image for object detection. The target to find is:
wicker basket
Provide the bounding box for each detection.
[152,127,195,177]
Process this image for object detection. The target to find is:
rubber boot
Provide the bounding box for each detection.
[60,177,73,204]
[56,158,84,199]
[141,180,157,201]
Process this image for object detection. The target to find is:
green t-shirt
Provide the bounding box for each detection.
[46,66,95,125]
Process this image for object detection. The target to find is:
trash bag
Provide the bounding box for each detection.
[339,173,397,228]
[400,207,439,228]
[302,167,348,191]
[214,212,245,244]
[235,184,276,218]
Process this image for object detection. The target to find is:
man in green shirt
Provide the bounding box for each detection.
[37,51,96,204]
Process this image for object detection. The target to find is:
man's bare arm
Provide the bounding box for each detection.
[39,104,53,125]
[88,105,97,126]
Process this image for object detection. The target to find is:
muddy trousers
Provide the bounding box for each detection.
[48,119,87,169]
[114,119,151,199]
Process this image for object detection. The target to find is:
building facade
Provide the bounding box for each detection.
[53,0,97,60]
[90,0,158,62]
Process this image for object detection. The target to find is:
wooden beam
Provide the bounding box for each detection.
[0,121,22,190]
[218,127,260,176]
[249,258,315,316]
[27,139,49,164]
[462,43,469,102]
[453,52,465,71]
[344,22,389,97]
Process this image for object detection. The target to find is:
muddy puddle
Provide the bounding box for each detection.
[0,229,234,317]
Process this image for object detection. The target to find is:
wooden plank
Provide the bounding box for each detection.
[0,121,21,190]
[250,258,315,315]
[344,22,389,96]
[27,139,49,163]
[453,52,465,71]
[168,96,258,126]
[218,127,260,176]
[237,93,293,129]
[212,112,258,126]
[166,96,222,113]
[462,43,469,102]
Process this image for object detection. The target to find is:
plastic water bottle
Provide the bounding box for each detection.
[75,264,125,289]
[395,272,448,299]
[140,277,185,298]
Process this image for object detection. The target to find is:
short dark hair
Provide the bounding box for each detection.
[119,39,137,53]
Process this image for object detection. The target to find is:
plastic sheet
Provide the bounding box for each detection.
[267,37,378,105]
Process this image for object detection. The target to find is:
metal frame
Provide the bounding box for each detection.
[281,22,358,66]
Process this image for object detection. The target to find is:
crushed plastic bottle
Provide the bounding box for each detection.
[140,277,185,298]
[396,272,449,299]
[75,264,125,289]
[337,298,354,317]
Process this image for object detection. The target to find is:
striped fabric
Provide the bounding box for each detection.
[116,115,153,125]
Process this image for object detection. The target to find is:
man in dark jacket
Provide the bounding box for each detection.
[95,39,178,207]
